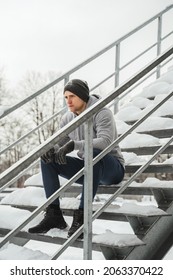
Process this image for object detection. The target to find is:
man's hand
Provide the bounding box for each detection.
[55,141,74,164]
[41,148,54,163]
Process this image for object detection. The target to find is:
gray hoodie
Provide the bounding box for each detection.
[58,95,125,168]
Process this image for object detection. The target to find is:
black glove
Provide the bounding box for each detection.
[41,148,54,163]
[55,141,74,164]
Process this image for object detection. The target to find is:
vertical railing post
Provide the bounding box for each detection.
[114,43,120,114]
[63,75,70,107]
[83,117,93,260]
[115,43,120,87]
[156,15,162,78]
[64,75,70,85]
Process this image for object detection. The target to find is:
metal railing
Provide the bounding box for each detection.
[0,46,173,259]
[0,5,172,160]
[0,6,173,259]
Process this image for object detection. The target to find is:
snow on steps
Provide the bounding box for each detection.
[0,239,50,260]
[0,179,169,243]
[0,177,171,254]
[0,186,169,218]
[138,128,173,139]
[1,71,173,259]
[0,228,144,260]
[23,175,173,192]
[0,192,169,242]
[125,163,173,174]
[116,116,173,137]
[2,177,173,209]
[122,144,173,155]
[117,117,173,140]
[22,157,173,185]
[0,237,105,260]
[0,201,168,259]
[92,230,144,248]
[93,231,145,260]
[0,204,146,257]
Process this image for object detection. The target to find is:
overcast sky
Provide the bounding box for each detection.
[0,0,172,86]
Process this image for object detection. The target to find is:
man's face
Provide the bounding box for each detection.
[64,91,86,114]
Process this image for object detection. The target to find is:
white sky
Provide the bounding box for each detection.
[0,0,173,86]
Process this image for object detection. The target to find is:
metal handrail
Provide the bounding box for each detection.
[0,90,173,251]
[51,135,173,259]
[0,5,172,162]
[0,81,107,156]
[0,47,173,251]
[0,107,66,156]
[0,46,172,188]
[118,56,173,102]
[0,5,172,121]
[1,53,172,158]
[119,42,158,71]
[0,159,39,193]
[0,7,173,259]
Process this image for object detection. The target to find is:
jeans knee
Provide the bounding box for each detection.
[93,148,102,158]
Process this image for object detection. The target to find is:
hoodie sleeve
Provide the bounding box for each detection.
[74,108,116,151]
[93,108,116,148]
[55,113,71,147]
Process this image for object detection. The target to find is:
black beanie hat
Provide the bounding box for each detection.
[63,79,89,102]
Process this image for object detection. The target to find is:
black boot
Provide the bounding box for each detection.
[68,209,84,239]
[28,205,67,234]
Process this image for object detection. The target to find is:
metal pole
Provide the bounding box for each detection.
[115,43,120,87]
[114,43,120,113]
[83,117,93,260]
[157,15,162,78]
[0,46,173,188]
[63,75,70,107]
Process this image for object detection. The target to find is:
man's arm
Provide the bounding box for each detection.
[74,108,116,151]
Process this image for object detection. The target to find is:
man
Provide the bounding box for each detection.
[28,79,125,238]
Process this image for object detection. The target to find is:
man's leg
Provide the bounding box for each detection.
[68,149,124,238]
[79,149,124,209]
[29,157,84,234]
[41,156,84,205]
[99,151,125,185]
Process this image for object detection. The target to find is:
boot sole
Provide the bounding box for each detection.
[28,224,68,234]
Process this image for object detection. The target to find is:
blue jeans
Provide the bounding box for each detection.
[41,149,124,209]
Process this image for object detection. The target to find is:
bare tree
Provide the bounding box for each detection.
[0,70,64,185]
[19,70,63,143]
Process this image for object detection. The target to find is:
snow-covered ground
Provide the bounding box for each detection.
[0,66,173,260]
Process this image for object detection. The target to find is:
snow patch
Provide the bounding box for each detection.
[116,119,131,134]
[120,132,160,148]
[135,117,173,132]
[123,96,152,109]
[93,230,144,247]
[0,242,50,260]
[115,105,141,121]
[156,71,173,84]
[140,81,171,98]
[122,152,146,165]
[0,187,46,206]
